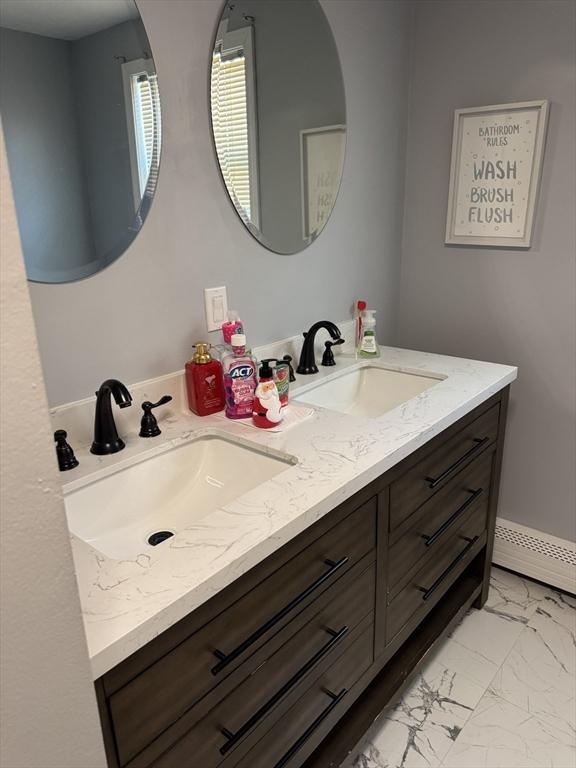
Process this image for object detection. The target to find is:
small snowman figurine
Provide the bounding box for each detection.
[253,360,283,428]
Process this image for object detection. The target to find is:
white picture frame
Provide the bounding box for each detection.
[445,100,549,248]
[300,125,346,242]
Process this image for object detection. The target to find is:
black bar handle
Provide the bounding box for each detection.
[418,535,479,601]
[425,437,489,489]
[273,688,348,768]
[211,556,349,675]
[219,626,349,755]
[150,395,173,409]
[422,488,484,548]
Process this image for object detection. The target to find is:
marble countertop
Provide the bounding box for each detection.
[61,346,517,679]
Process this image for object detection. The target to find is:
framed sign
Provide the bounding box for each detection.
[300,125,346,241]
[445,100,549,248]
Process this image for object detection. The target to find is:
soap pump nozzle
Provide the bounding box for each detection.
[192,342,213,364]
[258,359,276,379]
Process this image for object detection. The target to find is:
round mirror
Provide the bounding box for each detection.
[0,0,162,283]
[210,0,346,254]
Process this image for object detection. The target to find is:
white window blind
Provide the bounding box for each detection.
[211,50,251,221]
[130,72,161,198]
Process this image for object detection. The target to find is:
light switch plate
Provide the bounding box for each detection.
[204,286,228,332]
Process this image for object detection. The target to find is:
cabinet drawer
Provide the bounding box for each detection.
[388,451,493,595]
[387,508,487,643]
[110,498,376,766]
[233,624,374,768]
[390,403,499,530]
[151,570,375,768]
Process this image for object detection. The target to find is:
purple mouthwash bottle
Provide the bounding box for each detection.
[222,334,258,419]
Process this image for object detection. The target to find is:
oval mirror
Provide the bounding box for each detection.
[210,0,346,254]
[0,0,162,283]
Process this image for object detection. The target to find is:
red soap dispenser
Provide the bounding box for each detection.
[185,343,225,416]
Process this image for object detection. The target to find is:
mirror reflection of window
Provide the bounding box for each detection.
[122,60,162,210]
[211,19,260,228]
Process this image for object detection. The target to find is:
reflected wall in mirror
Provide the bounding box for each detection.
[0,0,162,283]
[211,0,346,255]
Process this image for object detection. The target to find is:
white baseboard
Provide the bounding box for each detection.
[493,517,576,594]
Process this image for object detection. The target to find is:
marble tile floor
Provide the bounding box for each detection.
[341,567,576,768]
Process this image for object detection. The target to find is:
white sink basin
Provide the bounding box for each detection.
[64,435,295,560]
[295,365,443,418]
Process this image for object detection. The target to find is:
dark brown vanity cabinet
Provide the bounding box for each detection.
[96,388,509,768]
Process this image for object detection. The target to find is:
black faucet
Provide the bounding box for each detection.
[91,379,133,455]
[296,320,343,375]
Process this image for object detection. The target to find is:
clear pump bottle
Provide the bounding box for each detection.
[358,309,380,358]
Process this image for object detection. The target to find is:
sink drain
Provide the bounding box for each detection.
[147,530,175,547]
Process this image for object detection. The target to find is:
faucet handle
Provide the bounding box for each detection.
[139,395,173,438]
[321,338,345,367]
[282,355,296,382]
[147,395,172,409]
[54,430,79,471]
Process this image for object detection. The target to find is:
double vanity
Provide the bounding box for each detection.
[0,0,529,763]
[55,342,516,768]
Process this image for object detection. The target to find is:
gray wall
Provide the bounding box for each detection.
[397,1,576,542]
[28,0,413,406]
[0,27,95,281]
[17,0,575,546]
[0,128,106,768]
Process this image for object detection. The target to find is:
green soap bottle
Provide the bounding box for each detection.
[358,309,380,358]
